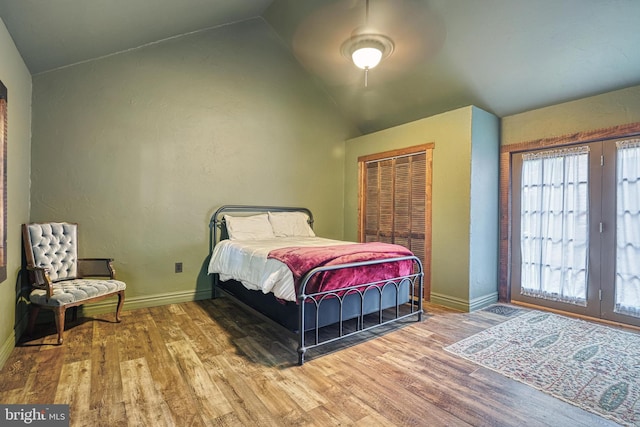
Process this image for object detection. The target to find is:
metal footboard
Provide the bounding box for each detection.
[297,255,423,365]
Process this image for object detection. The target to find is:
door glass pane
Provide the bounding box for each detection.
[615,139,640,317]
[520,147,590,305]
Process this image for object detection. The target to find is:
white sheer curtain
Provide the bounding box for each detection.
[520,147,590,305]
[615,139,640,317]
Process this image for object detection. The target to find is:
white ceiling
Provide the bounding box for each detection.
[1,0,640,134]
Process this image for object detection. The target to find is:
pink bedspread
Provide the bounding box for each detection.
[268,242,414,297]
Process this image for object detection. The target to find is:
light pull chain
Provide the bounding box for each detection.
[364,0,370,88]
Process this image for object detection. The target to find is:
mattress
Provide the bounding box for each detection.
[207,237,352,302]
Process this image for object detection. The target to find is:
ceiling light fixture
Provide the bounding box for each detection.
[341,0,394,87]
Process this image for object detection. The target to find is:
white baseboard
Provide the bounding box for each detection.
[0,313,30,370]
[430,291,498,312]
[80,288,213,316]
[469,292,499,312]
[0,330,15,372]
[430,292,470,312]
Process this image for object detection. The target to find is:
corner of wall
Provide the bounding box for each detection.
[468,107,500,303]
[0,16,33,370]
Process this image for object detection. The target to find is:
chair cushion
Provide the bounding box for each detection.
[29,279,126,307]
[27,222,78,281]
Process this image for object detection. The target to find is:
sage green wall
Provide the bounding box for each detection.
[344,107,476,309]
[502,85,640,145]
[30,18,355,311]
[468,107,500,307]
[0,18,32,368]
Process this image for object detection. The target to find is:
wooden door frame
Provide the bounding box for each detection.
[0,81,7,283]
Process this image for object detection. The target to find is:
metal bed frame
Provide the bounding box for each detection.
[209,205,424,365]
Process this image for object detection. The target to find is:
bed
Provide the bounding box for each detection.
[207,205,424,365]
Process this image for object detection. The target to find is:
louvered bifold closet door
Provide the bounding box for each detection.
[363,153,427,286]
[393,154,427,259]
[409,153,427,264]
[394,157,411,249]
[359,144,433,299]
[364,161,380,243]
[379,159,395,244]
[364,159,395,243]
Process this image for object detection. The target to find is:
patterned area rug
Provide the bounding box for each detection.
[481,304,523,317]
[445,311,640,426]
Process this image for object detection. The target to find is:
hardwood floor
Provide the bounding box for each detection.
[0,298,618,426]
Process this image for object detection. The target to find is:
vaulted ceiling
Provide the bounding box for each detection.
[1,0,639,134]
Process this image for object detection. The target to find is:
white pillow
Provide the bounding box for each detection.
[268,211,316,237]
[224,214,275,240]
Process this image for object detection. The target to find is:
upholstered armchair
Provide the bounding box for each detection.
[22,222,126,344]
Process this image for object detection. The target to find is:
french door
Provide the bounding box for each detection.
[510,138,640,326]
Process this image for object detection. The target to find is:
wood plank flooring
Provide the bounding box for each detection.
[0,298,619,426]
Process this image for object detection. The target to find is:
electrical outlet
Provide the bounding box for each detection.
[175,262,183,273]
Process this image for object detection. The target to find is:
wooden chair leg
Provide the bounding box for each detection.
[115,290,125,322]
[27,305,40,337]
[54,306,66,345]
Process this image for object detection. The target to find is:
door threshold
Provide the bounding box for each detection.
[510,300,640,333]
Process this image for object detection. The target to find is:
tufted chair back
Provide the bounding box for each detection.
[25,222,78,282]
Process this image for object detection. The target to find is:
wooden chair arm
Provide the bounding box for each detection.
[78,258,116,279]
[26,266,54,299]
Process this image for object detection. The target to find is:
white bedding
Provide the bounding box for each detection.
[207,237,352,302]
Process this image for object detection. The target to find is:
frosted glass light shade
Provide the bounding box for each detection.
[352,47,383,69]
[341,34,394,71]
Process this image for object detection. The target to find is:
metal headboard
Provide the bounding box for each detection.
[208,205,314,255]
